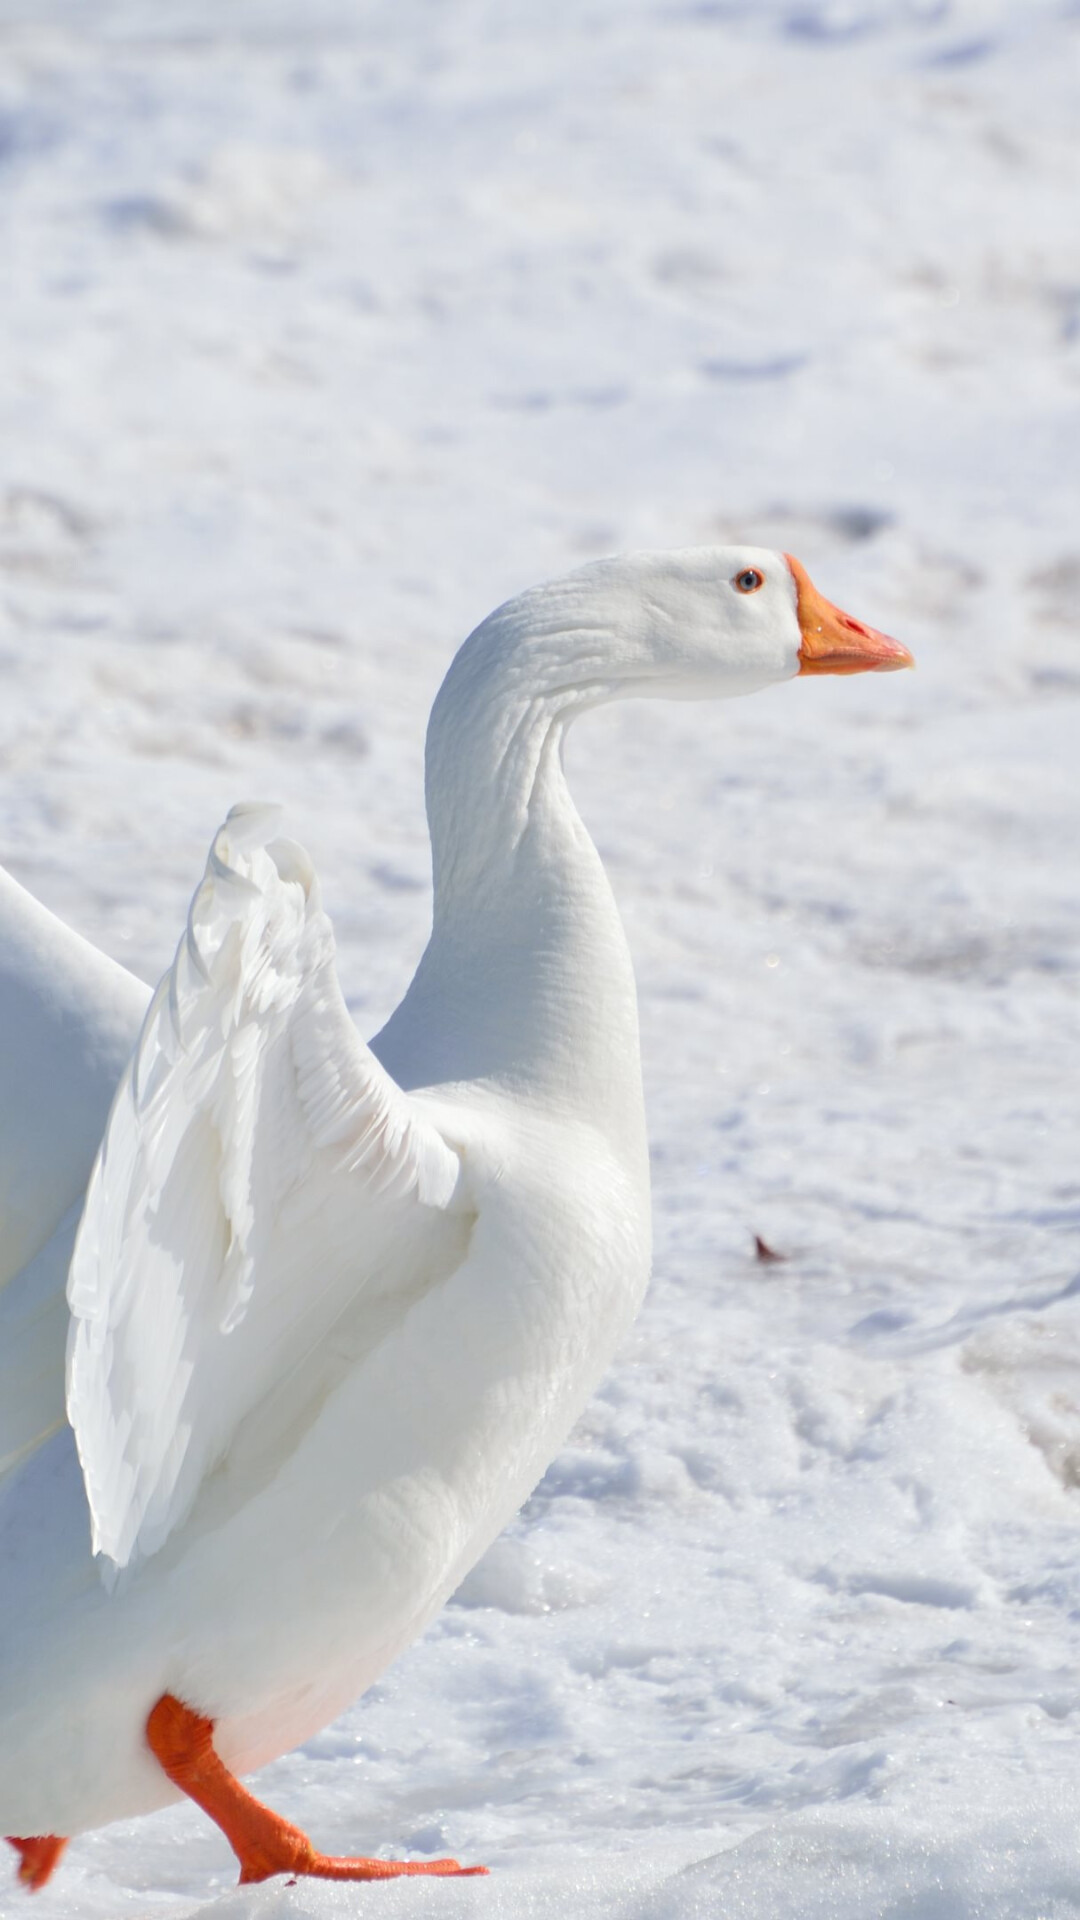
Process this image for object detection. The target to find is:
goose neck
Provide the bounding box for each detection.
[376,600,645,1157]
[424,600,616,914]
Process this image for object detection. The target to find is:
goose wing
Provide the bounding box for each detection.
[0,864,147,1291]
[66,805,464,1580]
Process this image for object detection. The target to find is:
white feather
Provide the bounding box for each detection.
[65,804,463,1578]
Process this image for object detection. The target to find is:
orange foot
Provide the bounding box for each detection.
[146,1694,488,1886]
[7,1836,68,1893]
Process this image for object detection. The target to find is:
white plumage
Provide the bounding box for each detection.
[0,548,910,1872]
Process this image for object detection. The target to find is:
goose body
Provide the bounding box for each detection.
[0,549,910,1875]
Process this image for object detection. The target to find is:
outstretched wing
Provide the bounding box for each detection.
[66,805,463,1580]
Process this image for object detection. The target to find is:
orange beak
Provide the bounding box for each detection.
[785,554,914,675]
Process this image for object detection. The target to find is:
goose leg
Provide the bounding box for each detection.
[7,1836,68,1892]
[146,1694,487,1885]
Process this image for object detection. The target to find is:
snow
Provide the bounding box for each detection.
[1,0,1079,1912]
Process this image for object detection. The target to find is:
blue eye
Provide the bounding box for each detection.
[734,568,764,594]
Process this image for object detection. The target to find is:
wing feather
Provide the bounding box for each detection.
[66,805,463,1580]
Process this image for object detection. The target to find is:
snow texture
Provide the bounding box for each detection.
[1,0,1079,1913]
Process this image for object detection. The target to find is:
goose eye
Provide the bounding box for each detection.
[733,568,764,594]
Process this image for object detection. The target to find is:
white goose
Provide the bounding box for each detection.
[0,548,910,1891]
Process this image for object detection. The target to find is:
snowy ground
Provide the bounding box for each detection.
[2,0,1080,1913]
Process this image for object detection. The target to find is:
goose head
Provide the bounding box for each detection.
[492,545,913,704]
